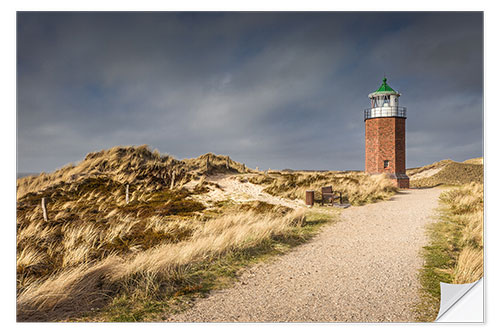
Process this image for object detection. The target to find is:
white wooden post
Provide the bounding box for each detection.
[41,197,48,222]
[125,184,129,204]
[170,170,176,190]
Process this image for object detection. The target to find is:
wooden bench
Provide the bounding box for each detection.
[321,186,342,205]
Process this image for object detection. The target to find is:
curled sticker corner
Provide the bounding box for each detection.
[435,278,483,322]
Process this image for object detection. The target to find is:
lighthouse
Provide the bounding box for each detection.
[364,77,410,188]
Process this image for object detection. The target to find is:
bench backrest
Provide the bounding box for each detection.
[321,186,333,194]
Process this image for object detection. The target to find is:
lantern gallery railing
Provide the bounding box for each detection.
[364,106,407,120]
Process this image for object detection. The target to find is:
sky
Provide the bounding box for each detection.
[17,12,483,173]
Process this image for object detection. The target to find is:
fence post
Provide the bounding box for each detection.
[125,184,129,204]
[41,197,48,221]
[226,156,230,169]
[170,170,176,190]
[206,155,210,171]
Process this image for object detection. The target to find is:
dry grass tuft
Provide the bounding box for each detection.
[439,183,483,249]
[17,257,122,321]
[439,183,484,284]
[453,247,483,284]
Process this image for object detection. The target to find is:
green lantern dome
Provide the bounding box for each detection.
[375,77,395,92]
[368,77,400,97]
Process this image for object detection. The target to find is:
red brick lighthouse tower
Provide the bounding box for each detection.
[364,77,409,188]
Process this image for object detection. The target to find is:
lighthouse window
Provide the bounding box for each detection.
[384,160,390,168]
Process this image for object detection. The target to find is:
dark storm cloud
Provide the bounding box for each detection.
[17,12,483,172]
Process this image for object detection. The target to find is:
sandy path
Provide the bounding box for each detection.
[187,174,303,209]
[167,187,442,322]
[410,166,444,180]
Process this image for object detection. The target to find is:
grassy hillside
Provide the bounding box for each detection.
[16,145,400,322]
[17,145,247,199]
[16,146,251,321]
[463,157,483,165]
[408,158,483,188]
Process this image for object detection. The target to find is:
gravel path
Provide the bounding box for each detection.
[167,187,443,322]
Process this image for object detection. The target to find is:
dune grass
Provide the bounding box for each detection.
[17,207,337,322]
[462,157,483,165]
[17,145,400,322]
[409,159,483,188]
[249,171,398,206]
[16,184,205,295]
[416,182,483,321]
[16,145,246,200]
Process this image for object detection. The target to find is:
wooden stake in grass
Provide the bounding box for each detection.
[170,170,176,190]
[226,156,230,169]
[206,155,210,171]
[125,184,130,204]
[41,197,48,222]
